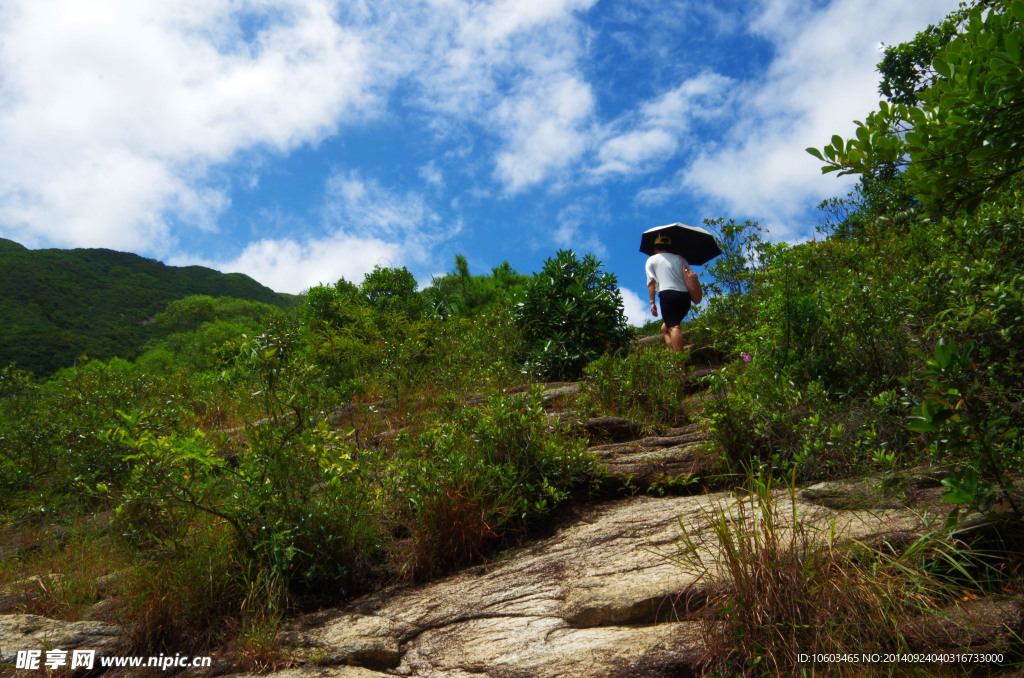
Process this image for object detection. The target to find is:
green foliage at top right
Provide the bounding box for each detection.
[811,0,1024,214]
[698,0,1024,511]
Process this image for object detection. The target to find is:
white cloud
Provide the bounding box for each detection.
[0,0,368,251]
[187,169,457,293]
[419,161,444,187]
[494,75,595,192]
[595,129,678,176]
[0,0,604,258]
[639,73,733,130]
[667,0,962,238]
[462,0,598,44]
[0,0,965,288]
[366,0,597,192]
[322,170,453,262]
[618,286,650,327]
[593,72,733,177]
[182,234,397,294]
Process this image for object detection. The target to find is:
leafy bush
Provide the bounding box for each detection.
[908,338,1023,517]
[425,255,528,319]
[0,358,187,503]
[361,264,428,322]
[689,0,1024,520]
[813,0,1024,214]
[517,249,631,381]
[301,279,382,385]
[106,320,384,596]
[376,306,525,408]
[578,349,692,427]
[700,362,810,475]
[386,388,596,580]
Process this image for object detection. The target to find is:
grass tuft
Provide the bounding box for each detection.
[670,471,994,677]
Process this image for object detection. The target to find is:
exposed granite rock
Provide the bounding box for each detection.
[634,334,670,350]
[904,595,1024,654]
[397,616,703,678]
[0,614,122,663]
[4,374,1006,678]
[589,424,718,490]
[1,486,990,678]
[277,490,934,677]
[580,416,647,443]
[801,477,907,510]
[278,611,416,670]
[539,383,579,403]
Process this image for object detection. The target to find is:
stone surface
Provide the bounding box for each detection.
[279,611,416,669]
[589,424,719,490]
[801,477,907,510]
[396,616,703,678]
[3,373,1006,677]
[539,383,579,403]
[278,490,934,677]
[0,485,984,678]
[579,416,647,443]
[904,595,1024,654]
[0,614,122,663]
[634,334,670,350]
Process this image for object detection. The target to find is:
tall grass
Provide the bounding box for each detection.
[578,349,693,427]
[670,472,988,676]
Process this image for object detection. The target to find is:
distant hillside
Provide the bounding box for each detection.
[0,238,298,376]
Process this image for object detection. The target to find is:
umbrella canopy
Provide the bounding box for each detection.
[639,222,722,266]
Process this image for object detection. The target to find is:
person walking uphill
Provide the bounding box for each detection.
[645,234,700,352]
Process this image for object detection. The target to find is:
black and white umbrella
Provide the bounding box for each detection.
[639,222,722,266]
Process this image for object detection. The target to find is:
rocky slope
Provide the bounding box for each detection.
[2,356,1021,676]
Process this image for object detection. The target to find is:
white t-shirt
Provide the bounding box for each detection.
[645,252,688,292]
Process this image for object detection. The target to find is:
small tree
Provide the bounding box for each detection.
[517,249,631,381]
[361,265,426,321]
[302,279,382,382]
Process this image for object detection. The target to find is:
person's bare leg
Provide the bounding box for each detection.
[661,322,672,347]
[668,325,684,352]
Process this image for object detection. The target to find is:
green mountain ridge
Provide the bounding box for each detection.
[0,237,298,376]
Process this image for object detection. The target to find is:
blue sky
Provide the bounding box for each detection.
[0,0,961,324]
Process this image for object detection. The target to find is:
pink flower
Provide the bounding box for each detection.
[741,352,752,363]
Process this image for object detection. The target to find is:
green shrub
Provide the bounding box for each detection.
[425,255,529,319]
[0,358,188,503]
[361,264,428,322]
[578,349,692,427]
[106,321,384,596]
[700,361,808,475]
[517,249,631,381]
[377,305,525,406]
[302,280,382,385]
[386,388,596,580]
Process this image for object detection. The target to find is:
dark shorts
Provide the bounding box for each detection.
[659,289,691,328]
